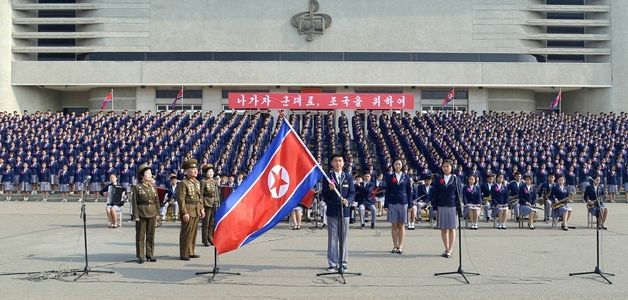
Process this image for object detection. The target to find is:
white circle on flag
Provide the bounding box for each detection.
[268,165,290,199]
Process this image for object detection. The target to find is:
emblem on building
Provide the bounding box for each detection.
[290,0,332,42]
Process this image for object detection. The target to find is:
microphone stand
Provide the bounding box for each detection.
[196,185,240,282]
[316,177,361,284]
[75,177,114,280]
[309,188,324,230]
[569,192,614,284]
[434,175,479,284]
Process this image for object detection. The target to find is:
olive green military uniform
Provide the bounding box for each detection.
[177,175,203,259]
[201,177,220,245]
[131,182,159,260]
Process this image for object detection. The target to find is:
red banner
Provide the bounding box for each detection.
[228,93,414,110]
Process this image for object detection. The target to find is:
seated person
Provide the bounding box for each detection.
[584,175,609,230]
[160,174,179,221]
[518,175,538,230]
[100,174,126,228]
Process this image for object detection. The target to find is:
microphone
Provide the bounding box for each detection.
[84,175,91,184]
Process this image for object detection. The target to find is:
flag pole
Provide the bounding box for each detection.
[452,87,455,113]
[110,89,114,113]
[180,86,184,113]
[559,88,562,115]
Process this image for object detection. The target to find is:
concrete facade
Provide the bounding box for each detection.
[1,0,626,114]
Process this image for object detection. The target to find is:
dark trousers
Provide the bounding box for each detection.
[201,206,215,245]
[135,216,157,259]
[179,216,199,258]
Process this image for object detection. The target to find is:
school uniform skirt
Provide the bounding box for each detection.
[50,175,58,185]
[89,182,101,192]
[75,182,84,191]
[519,205,537,217]
[3,182,13,191]
[567,185,576,195]
[607,185,618,193]
[39,182,51,192]
[589,203,606,217]
[20,182,32,192]
[387,204,407,224]
[69,176,75,184]
[30,175,38,184]
[59,184,69,192]
[437,206,458,229]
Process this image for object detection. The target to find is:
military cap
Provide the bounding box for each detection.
[182,159,198,170]
[202,163,214,174]
[137,163,151,177]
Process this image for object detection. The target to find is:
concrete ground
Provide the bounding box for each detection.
[0,198,626,300]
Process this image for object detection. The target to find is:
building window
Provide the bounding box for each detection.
[156,89,202,99]
[157,105,201,112]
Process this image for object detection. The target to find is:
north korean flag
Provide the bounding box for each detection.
[213,118,325,254]
[441,88,455,108]
[550,89,562,110]
[172,87,184,107]
[100,89,113,110]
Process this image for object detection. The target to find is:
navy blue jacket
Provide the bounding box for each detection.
[490,183,509,206]
[583,184,605,203]
[322,172,355,218]
[518,185,537,206]
[432,174,463,213]
[463,185,482,205]
[384,173,412,206]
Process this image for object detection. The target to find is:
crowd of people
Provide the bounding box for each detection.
[1,108,625,266]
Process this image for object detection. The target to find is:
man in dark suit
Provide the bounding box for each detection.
[322,154,355,272]
[584,175,609,229]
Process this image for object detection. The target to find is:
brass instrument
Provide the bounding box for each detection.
[552,198,571,209]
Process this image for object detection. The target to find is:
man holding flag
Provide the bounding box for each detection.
[212,118,326,256]
[322,154,355,272]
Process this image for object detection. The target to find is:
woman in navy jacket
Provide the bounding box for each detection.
[432,160,463,258]
[384,159,412,254]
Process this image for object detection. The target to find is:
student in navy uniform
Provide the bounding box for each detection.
[374,173,386,217]
[584,175,609,229]
[356,173,377,229]
[508,172,523,219]
[415,175,434,223]
[322,154,355,272]
[491,173,510,229]
[3,165,14,201]
[537,173,556,222]
[606,165,619,203]
[18,162,32,201]
[480,174,495,222]
[385,159,412,253]
[74,163,85,202]
[89,163,102,202]
[38,162,51,202]
[518,175,539,229]
[58,165,70,202]
[463,174,482,230]
[551,175,572,231]
[432,160,463,258]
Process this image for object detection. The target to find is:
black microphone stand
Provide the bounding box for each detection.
[316,184,361,284]
[434,175,479,284]
[569,191,614,284]
[74,177,114,280]
[196,185,240,282]
[309,187,325,230]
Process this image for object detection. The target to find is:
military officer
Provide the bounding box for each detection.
[177,159,205,260]
[131,164,160,264]
[200,164,220,246]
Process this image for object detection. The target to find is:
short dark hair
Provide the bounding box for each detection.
[331,153,344,161]
[523,174,533,181]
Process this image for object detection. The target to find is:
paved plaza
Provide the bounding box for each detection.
[0,199,626,299]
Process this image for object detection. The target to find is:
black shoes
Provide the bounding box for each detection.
[180,257,190,261]
[137,258,144,264]
[189,254,200,258]
[146,257,157,262]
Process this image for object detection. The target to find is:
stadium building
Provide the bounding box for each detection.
[0,0,626,115]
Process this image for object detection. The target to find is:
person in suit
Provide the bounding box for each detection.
[518,175,538,229]
[433,160,463,258]
[415,175,434,224]
[200,164,219,245]
[3,165,14,201]
[584,174,609,229]
[177,159,205,261]
[551,175,572,230]
[322,154,355,272]
[491,173,510,229]
[385,159,412,254]
[480,174,495,222]
[131,164,159,264]
[374,173,386,216]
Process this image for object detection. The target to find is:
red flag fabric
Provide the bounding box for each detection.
[550,90,562,110]
[172,87,183,107]
[441,88,455,107]
[100,90,113,110]
[213,119,325,254]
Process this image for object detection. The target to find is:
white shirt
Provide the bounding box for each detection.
[395,172,403,183]
[334,172,343,183]
[444,174,452,185]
